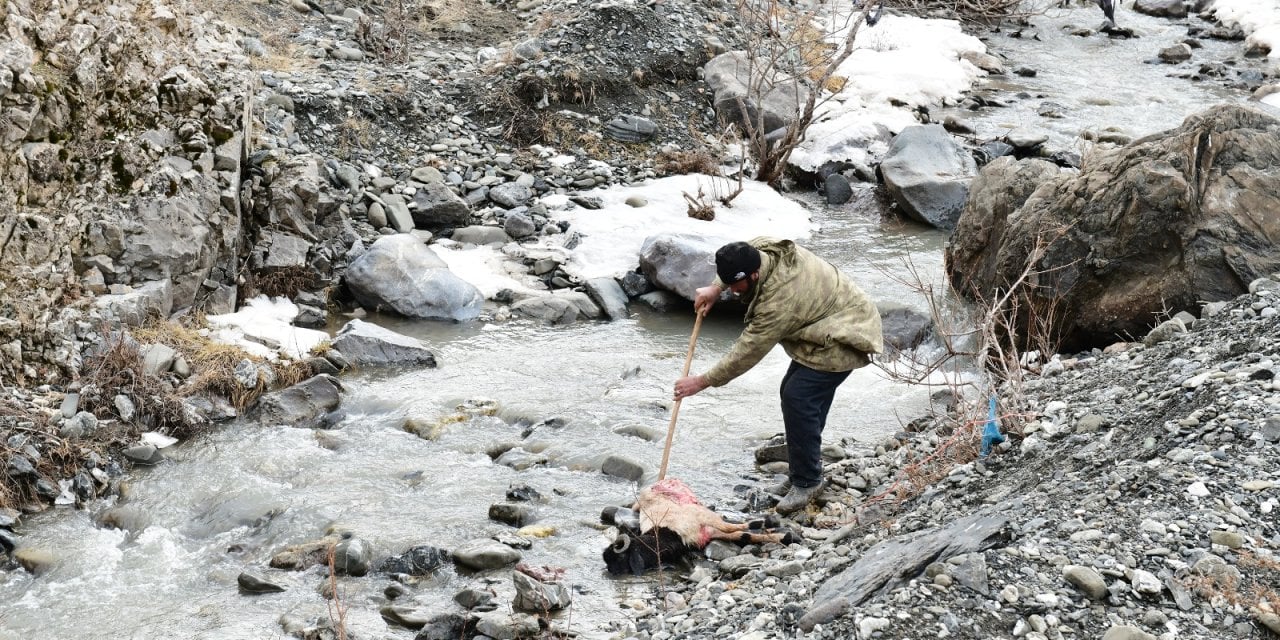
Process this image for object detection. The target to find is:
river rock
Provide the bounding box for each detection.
[601,455,645,482]
[453,539,521,571]
[333,536,373,576]
[489,503,535,527]
[344,235,483,321]
[1102,625,1157,640]
[14,548,54,574]
[237,572,287,594]
[824,173,853,205]
[489,183,533,208]
[638,233,724,301]
[1064,565,1108,600]
[248,375,342,428]
[584,277,629,321]
[379,545,449,576]
[416,612,474,639]
[451,225,512,246]
[512,569,572,612]
[474,611,540,639]
[504,211,537,239]
[123,444,163,465]
[1159,43,1193,63]
[380,602,433,629]
[604,114,658,143]
[944,104,1280,351]
[879,124,978,230]
[330,319,437,368]
[1133,0,1188,18]
[410,182,471,230]
[877,303,933,353]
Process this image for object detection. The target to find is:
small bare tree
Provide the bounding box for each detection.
[725,0,881,192]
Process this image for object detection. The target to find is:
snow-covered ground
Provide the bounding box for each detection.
[1211,0,1280,60]
[206,297,328,360]
[791,12,987,171]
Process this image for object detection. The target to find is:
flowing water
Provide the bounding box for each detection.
[0,4,1264,638]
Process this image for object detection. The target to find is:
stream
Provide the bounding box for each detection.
[0,2,1264,638]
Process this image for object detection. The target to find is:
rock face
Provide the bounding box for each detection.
[344,235,483,321]
[945,105,1280,351]
[880,125,978,230]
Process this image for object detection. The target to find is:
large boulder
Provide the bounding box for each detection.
[880,125,978,230]
[637,233,725,301]
[945,156,1061,291]
[330,319,438,368]
[250,375,343,428]
[344,235,483,321]
[1133,0,1188,18]
[945,104,1280,351]
[704,52,805,135]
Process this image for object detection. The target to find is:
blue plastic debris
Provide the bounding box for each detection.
[981,395,1005,457]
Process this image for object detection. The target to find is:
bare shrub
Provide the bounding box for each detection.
[849,229,1073,521]
[355,0,413,64]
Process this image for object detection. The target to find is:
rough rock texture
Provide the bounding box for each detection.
[344,235,483,321]
[880,124,979,230]
[945,104,1280,351]
[637,233,724,301]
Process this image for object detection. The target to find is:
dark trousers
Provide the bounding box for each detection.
[780,361,851,489]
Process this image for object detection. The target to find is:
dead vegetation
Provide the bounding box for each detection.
[852,231,1072,521]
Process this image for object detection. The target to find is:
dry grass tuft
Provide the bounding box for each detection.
[656,150,721,176]
[246,266,320,301]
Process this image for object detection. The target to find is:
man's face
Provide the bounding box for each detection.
[725,272,757,299]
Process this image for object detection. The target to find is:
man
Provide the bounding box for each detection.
[673,238,883,514]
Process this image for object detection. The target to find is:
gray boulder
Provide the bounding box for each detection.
[584,277,629,321]
[474,612,540,640]
[638,233,725,300]
[704,51,805,135]
[489,183,533,209]
[452,540,521,571]
[512,570,572,612]
[503,211,537,239]
[331,319,438,368]
[345,235,483,321]
[411,182,471,230]
[877,303,934,353]
[510,292,601,324]
[451,225,512,246]
[945,104,1280,351]
[880,125,978,230]
[1133,0,1188,18]
[333,537,373,576]
[249,375,343,428]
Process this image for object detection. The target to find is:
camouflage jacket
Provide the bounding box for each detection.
[704,237,883,387]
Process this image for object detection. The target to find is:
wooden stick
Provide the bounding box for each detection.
[658,312,704,481]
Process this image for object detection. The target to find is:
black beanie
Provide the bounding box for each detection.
[715,241,761,284]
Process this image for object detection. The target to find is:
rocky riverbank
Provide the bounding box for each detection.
[615,280,1280,640]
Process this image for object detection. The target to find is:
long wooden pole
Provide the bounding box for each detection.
[658,312,704,481]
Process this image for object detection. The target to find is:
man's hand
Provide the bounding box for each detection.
[693,285,721,315]
[673,374,710,400]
